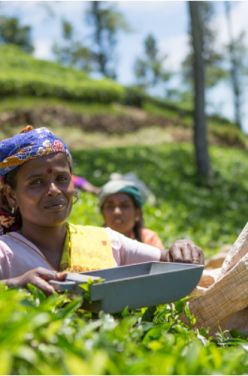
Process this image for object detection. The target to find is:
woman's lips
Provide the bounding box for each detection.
[113,219,123,224]
[44,201,66,209]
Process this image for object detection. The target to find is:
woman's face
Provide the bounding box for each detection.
[6,153,74,229]
[101,193,141,237]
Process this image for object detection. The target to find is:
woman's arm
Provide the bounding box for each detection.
[106,228,204,266]
[1,267,67,295]
[140,228,164,249]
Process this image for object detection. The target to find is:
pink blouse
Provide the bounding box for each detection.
[0,227,161,280]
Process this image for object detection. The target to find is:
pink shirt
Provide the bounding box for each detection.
[0,227,161,279]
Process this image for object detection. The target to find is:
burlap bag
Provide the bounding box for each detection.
[181,222,248,337]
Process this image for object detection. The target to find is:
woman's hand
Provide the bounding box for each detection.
[3,267,67,295]
[160,240,204,265]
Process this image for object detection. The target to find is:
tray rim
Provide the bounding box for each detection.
[80,261,204,288]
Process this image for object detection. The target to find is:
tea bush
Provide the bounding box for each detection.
[0,44,237,129]
[2,284,248,375]
[0,45,124,103]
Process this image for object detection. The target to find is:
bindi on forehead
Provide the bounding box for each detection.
[47,168,53,174]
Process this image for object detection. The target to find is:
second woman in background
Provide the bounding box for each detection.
[99,180,164,248]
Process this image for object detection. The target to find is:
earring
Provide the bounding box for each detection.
[135,216,140,222]
[11,207,15,214]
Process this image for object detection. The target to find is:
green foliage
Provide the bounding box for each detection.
[121,86,145,107]
[0,45,89,80]
[134,34,171,89]
[210,124,248,149]
[225,30,248,78]
[53,40,92,74]
[224,28,248,128]
[182,1,226,89]
[52,19,93,73]
[2,283,248,375]
[54,2,131,79]
[0,45,124,103]
[69,143,248,257]
[85,1,131,79]
[0,16,34,53]
[80,278,105,300]
[0,97,125,116]
[0,44,237,130]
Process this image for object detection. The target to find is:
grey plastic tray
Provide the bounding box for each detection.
[50,262,203,314]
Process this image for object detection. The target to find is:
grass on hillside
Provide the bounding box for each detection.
[1,42,247,149]
[69,143,248,258]
[47,125,186,150]
[0,45,89,81]
[0,45,124,103]
[0,97,185,120]
[0,44,241,126]
[1,95,247,152]
[143,102,189,122]
[0,97,124,114]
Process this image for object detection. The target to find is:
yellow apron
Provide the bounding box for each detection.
[60,223,115,272]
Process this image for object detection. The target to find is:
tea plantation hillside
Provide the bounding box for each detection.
[0,45,124,103]
[0,44,248,151]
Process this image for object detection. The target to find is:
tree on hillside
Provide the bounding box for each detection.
[165,88,193,104]
[224,2,248,129]
[134,34,171,90]
[53,1,131,79]
[85,1,131,79]
[182,2,226,90]
[0,16,33,53]
[188,1,210,176]
[53,20,92,73]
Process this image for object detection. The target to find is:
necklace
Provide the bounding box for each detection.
[7,231,57,271]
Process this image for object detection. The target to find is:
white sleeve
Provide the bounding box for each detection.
[106,227,161,266]
[0,241,11,280]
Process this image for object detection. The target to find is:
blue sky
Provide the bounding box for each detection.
[2,1,248,132]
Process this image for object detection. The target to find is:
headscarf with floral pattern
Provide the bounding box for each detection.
[0,126,72,235]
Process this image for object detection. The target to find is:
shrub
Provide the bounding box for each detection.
[0,45,235,129]
[2,283,248,375]
[121,86,145,107]
[0,45,125,103]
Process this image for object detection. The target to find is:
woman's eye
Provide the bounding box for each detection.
[104,204,131,210]
[58,175,68,181]
[103,205,114,210]
[104,205,112,209]
[31,179,43,185]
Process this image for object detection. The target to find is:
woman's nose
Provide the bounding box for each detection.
[47,182,61,195]
[113,206,121,214]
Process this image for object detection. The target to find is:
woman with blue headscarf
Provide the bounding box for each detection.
[0,126,204,294]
